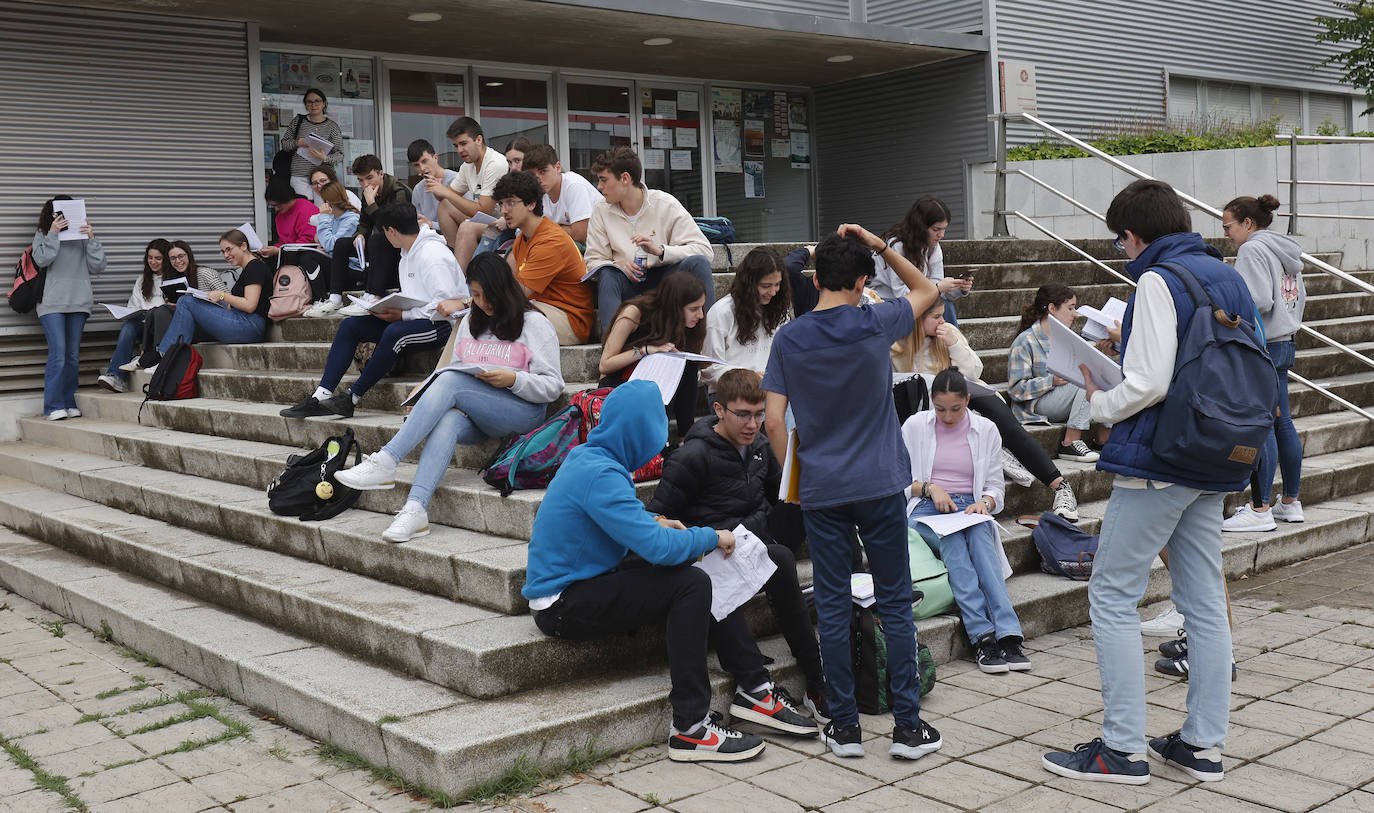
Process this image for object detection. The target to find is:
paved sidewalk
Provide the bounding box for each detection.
[2,543,1373,812]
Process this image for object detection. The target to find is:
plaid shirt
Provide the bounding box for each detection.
[1007,322,1056,423]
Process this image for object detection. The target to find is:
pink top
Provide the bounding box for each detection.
[931,413,975,495]
[274,198,318,246]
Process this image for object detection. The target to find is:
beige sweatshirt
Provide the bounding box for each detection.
[583,189,711,272]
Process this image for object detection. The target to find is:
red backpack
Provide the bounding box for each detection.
[8,247,45,313]
[569,387,664,482]
[138,337,203,423]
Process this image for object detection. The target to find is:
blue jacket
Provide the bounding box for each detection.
[522,380,719,600]
[1098,233,1261,490]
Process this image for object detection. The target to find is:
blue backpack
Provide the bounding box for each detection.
[481,404,582,496]
[694,216,735,244]
[1150,262,1278,483]
[1019,512,1097,580]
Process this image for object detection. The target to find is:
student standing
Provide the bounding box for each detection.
[335,254,564,542]
[279,88,345,202]
[701,247,791,399]
[1008,285,1105,462]
[522,144,602,245]
[98,238,171,393]
[1042,180,1252,785]
[32,195,107,419]
[1220,194,1306,532]
[871,197,968,325]
[761,224,943,760]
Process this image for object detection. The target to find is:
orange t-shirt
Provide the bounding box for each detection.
[512,217,595,342]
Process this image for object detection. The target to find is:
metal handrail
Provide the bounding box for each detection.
[991,111,1374,422]
[1285,132,1374,235]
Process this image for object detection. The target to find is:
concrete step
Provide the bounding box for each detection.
[938,237,1237,265]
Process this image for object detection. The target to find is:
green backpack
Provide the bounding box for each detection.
[907,526,957,620]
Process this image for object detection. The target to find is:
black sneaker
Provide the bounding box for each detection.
[1148,732,1223,782]
[279,395,334,418]
[1057,440,1100,463]
[668,717,765,763]
[999,636,1032,671]
[975,633,1009,674]
[1155,654,1238,682]
[819,721,864,758]
[890,720,941,760]
[1159,632,1187,660]
[320,392,356,418]
[730,684,819,737]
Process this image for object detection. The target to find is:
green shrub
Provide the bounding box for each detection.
[1007,116,1287,161]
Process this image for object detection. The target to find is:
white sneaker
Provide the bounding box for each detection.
[1057,439,1100,463]
[334,452,397,490]
[1221,503,1277,533]
[1002,448,1035,487]
[1141,606,1186,637]
[118,358,143,373]
[66,407,81,418]
[1052,481,1079,522]
[1271,499,1305,523]
[45,409,68,421]
[383,505,430,543]
[337,296,373,318]
[303,299,342,318]
[97,374,127,393]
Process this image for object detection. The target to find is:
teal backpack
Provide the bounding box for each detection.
[481,404,582,496]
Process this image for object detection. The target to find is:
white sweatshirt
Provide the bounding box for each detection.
[124,276,165,311]
[444,310,565,403]
[398,226,468,321]
[700,295,788,391]
[584,189,711,271]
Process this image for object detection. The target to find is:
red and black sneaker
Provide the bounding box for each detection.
[729,684,820,737]
[668,717,765,763]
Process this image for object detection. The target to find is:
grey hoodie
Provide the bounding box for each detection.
[1234,229,1306,342]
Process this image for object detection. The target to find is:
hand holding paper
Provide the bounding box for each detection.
[1047,316,1122,391]
[693,525,776,620]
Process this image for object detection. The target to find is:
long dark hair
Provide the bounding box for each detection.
[170,240,200,289]
[37,194,73,233]
[1019,284,1076,333]
[139,238,172,300]
[729,246,791,345]
[882,196,951,269]
[466,252,533,342]
[610,270,707,353]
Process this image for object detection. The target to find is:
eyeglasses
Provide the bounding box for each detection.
[497,199,523,210]
[724,407,766,423]
[304,98,325,105]
[169,254,188,262]
[1221,220,1238,232]
[1112,236,1126,253]
[220,247,235,256]
[310,178,329,187]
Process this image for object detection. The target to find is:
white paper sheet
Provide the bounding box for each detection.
[159,277,188,289]
[53,200,87,241]
[914,511,998,538]
[778,427,800,502]
[1078,297,1127,342]
[296,132,334,166]
[467,211,498,226]
[401,361,496,407]
[661,350,727,364]
[348,293,428,313]
[1047,315,1123,391]
[628,353,687,404]
[670,150,693,171]
[694,525,777,621]
[850,573,876,608]
[178,287,215,302]
[278,242,331,257]
[236,222,264,251]
[99,303,141,320]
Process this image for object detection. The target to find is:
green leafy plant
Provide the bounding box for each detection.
[1318,1,1374,116]
[1008,116,1286,161]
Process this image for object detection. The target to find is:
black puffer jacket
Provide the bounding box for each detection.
[647,415,781,537]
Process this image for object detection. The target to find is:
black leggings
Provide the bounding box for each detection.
[969,394,1062,488]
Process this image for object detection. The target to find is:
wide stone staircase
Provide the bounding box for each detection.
[1,238,1373,797]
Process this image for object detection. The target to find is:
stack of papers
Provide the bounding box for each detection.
[296,133,334,166]
[347,293,428,313]
[236,222,264,252]
[53,200,87,242]
[694,526,778,620]
[178,288,216,303]
[913,512,998,537]
[628,351,728,404]
[1078,298,1127,342]
[1047,316,1123,391]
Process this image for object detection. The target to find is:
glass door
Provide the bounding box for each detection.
[638,83,705,215]
[475,72,551,158]
[386,66,467,186]
[563,78,634,183]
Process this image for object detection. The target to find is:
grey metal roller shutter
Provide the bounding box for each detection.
[0,0,255,393]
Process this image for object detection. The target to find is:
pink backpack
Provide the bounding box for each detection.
[267,264,312,321]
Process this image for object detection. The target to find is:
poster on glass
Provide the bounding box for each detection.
[341,58,373,99]
[712,87,741,119]
[744,161,765,198]
[308,56,341,97]
[713,120,741,173]
[743,120,765,159]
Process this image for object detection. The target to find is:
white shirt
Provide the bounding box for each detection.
[543,172,601,228]
[701,296,787,391]
[413,168,459,222]
[452,146,509,202]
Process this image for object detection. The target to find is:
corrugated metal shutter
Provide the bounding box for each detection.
[1205,81,1254,123]
[868,0,984,33]
[1309,92,1353,133]
[0,0,254,394]
[1260,87,1302,134]
[814,55,990,239]
[702,0,850,18]
[1168,76,1200,121]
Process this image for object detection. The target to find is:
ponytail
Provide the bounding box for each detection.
[1019,284,1075,333]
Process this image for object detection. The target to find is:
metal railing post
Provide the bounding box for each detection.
[1288,132,1300,236]
[992,114,1011,238]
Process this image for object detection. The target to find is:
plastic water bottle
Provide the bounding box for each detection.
[634,245,648,272]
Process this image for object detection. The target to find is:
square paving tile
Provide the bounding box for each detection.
[1138,786,1293,812]
[1208,762,1347,812]
[1316,666,1374,695]
[820,785,958,813]
[609,760,728,803]
[897,760,1030,810]
[1312,717,1374,756]
[815,734,950,782]
[701,740,806,781]
[1319,790,1374,812]
[521,780,650,813]
[1258,739,1374,787]
[1228,699,1345,737]
[669,779,803,813]
[980,783,1124,813]
[950,696,1064,737]
[70,759,182,804]
[1009,679,1106,717]
[748,757,882,809]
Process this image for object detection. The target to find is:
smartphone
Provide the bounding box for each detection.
[957,270,975,280]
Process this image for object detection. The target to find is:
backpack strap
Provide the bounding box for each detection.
[1153,261,1243,330]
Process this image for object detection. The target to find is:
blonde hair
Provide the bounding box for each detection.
[892,302,951,373]
[320,182,358,214]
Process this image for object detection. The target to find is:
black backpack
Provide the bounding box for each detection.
[267,429,363,521]
[852,604,936,714]
[137,337,202,424]
[892,374,931,425]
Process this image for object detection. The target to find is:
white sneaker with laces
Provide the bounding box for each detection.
[334,453,397,490]
[1140,605,1186,637]
[1057,439,1100,463]
[118,358,143,373]
[1052,481,1079,522]
[1002,448,1034,487]
[97,374,127,393]
[66,407,81,418]
[303,299,342,318]
[337,296,374,318]
[383,505,430,543]
[46,409,68,421]
[1271,499,1304,523]
[1221,503,1277,533]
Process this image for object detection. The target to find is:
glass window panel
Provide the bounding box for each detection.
[714,90,813,242]
[566,80,633,182]
[641,85,703,216]
[260,51,377,191]
[387,68,465,185]
[477,74,549,158]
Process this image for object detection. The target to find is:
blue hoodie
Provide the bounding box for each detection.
[522,380,720,601]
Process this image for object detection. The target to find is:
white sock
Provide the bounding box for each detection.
[312,386,332,401]
[403,498,424,514]
[328,294,342,306]
[351,393,361,405]
[750,681,772,696]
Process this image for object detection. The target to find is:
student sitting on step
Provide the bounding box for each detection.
[301,182,363,317]
[334,253,563,542]
[901,368,1030,675]
[428,117,508,252]
[870,197,968,325]
[1008,285,1110,462]
[893,300,1080,520]
[700,247,792,402]
[138,228,272,371]
[337,154,412,317]
[524,379,817,763]
[258,178,320,275]
[598,270,708,442]
[646,368,827,719]
[407,139,458,235]
[521,143,602,246]
[491,170,595,345]
[120,241,228,375]
[280,202,467,419]
[98,238,172,392]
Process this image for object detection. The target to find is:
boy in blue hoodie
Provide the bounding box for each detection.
[524,380,815,763]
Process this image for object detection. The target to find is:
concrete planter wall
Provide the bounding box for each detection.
[968,143,1374,269]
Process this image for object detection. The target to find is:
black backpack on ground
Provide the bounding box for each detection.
[267,429,363,521]
[852,604,936,714]
[137,337,202,424]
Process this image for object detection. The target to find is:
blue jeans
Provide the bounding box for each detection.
[39,312,87,413]
[320,316,451,397]
[803,492,921,729]
[594,254,715,333]
[907,494,1021,644]
[1090,481,1230,753]
[1257,340,1301,501]
[384,371,546,506]
[106,315,146,379]
[157,297,266,355]
[942,298,959,327]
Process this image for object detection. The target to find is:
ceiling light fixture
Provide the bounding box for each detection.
[826,54,854,63]
[485,81,504,87]
[642,37,673,46]
[407,11,442,22]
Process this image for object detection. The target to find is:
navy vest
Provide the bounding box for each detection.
[1097,233,1261,491]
